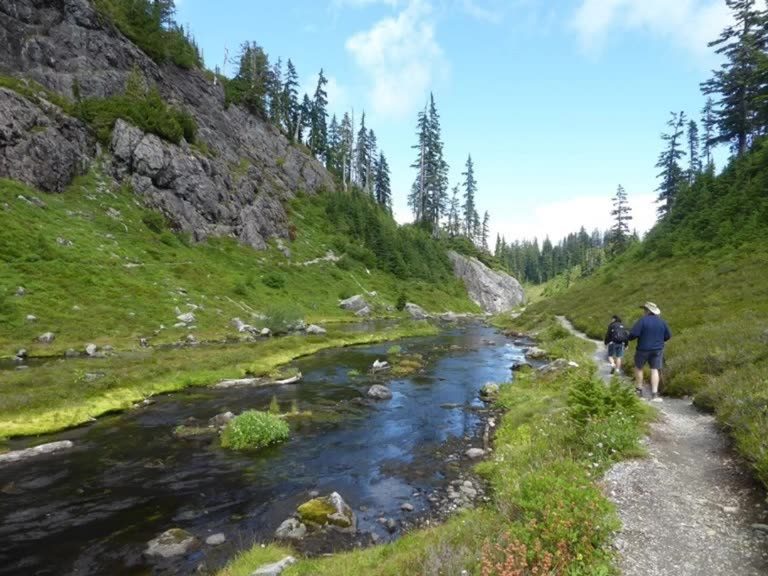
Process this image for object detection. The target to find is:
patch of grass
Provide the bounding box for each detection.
[220,410,289,451]
[0,75,74,113]
[218,316,648,576]
[0,174,474,361]
[0,322,436,439]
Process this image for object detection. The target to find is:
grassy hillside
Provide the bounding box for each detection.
[0,170,476,358]
[513,140,768,485]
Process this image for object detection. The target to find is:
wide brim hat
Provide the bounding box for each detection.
[641,301,661,315]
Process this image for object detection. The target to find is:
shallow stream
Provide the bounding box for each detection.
[0,323,524,575]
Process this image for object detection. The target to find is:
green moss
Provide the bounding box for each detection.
[296,498,337,526]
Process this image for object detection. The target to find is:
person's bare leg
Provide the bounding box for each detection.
[616,357,622,373]
[650,369,660,395]
[635,367,643,392]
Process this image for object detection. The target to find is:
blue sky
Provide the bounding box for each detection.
[175,0,731,244]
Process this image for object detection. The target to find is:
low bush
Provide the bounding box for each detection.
[262,273,286,290]
[263,305,303,335]
[78,88,196,145]
[220,411,289,451]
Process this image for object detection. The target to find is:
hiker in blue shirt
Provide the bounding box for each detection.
[627,301,671,402]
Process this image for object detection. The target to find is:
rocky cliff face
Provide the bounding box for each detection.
[0,0,334,248]
[448,251,525,314]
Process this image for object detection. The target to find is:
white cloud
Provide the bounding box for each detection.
[571,0,731,57]
[490,192,658,244]
[345,0,446,119]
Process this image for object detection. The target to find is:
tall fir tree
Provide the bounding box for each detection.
[309,69,329,161]
[701,0,765,155]
[366,128,378,196]
[283,59,300,141]
[461,155,477,236]
[268,57,283,128]
[355,112,370,189]
[408,94,448,229]
[374,152,392,211]
[327,114,341,176]
[655,111,687,218]
[408,105,430,222]
[299,93,312,143]
[480,211,490,251]
[446,185,461,237]
[700,97,716,170]
[610,184,633,252]
[339,112,354,189]
[687,119,701,182]
[231,41,270,117]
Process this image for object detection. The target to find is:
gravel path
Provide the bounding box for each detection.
[557,316,768,575]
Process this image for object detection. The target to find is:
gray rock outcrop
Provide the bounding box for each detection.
[448,251,525,314]
[0,87,94,192]
[0,0,335,249]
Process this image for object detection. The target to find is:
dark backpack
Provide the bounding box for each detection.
[611,323,629,343]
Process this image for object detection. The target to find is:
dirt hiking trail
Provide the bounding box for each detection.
[557,316,768,576]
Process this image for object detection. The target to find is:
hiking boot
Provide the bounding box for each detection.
[651,393,663,403]
[610,366,616,375]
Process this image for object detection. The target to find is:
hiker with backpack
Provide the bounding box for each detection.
[627,301,671,402]
[604,315,629,375]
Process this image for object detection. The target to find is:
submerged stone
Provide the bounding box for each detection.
[145,528,199,558]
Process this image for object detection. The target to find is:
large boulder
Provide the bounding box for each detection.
[448,251,525,314]
[297,492,356,533]
[339,295,369,313]
[404,302,429,320]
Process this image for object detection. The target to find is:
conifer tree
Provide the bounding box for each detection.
[481,211,490,251]
[231,41,270,117]
[366,128,378,196]
[700,97,716,170]
[461,155,477,236]
[408,94,448,229]
[687,119,701,182]
[339,112,354,189]
[408,105,430,222]
[327,114,341,176]
[268,58,283,128]
[299,93,312,143]
[374,152,392,211]
[309,69,329,161]
[283,59,300,141]
[701,0,765,155]
[610,184,633,252]
[655,111,687,218]
[355,112,369,189]
[446,185,461,237]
